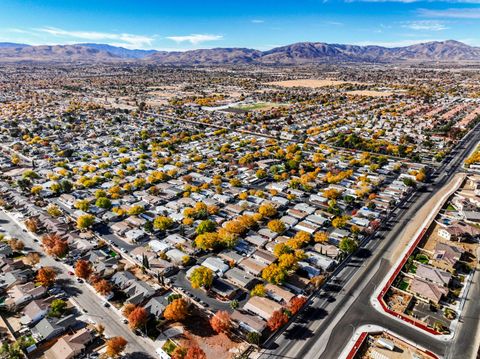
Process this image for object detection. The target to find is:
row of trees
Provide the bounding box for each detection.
[267,296,308,331]
[74,259,113,296]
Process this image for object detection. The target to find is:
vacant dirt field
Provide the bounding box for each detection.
[265,79,357,88]
[173,315,246,359]
[346,90,393,97]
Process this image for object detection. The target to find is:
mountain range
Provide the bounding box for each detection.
[0,40,479,64]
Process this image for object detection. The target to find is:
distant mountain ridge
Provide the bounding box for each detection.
[77,43,158,59]
[0,40,478,64]
[0,42,30,48]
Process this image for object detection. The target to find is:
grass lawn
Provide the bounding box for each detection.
[398,280,409,291]
[415,254,429,264]
[162,339,178,355]
[232,102,283,111]
[446,204,456,211]
[409,264,417,274]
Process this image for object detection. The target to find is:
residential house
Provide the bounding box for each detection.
[201,257,229,276]
[243,296,282,320]
[231,310,266,334]
[410,277,448,304]
[44,328,93,359]
[432,242,464,271]
[265,283,295,304]
[415,263,452,287]
[5,283,46,309]
[210,278,239,300]
[144,293,170,318]
[238,257,267,276]
[32,314,78,342]
[224,267,256,289]
[20,297,53,326]
[305,251,336,272]
[437,222,480,242]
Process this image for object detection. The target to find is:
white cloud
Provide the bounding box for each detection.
[6,28,32,34]
[402,20,448,31]
[34,27,154,49]
[251,19,265,24]
[166,34,223,45]
[418,8,480,18]
[353,39,440,47]
[324,21,343,26]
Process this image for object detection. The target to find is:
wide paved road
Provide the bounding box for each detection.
[0,210,158,358]
[259,122,480,359]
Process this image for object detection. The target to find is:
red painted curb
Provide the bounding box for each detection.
[345,332,368,359]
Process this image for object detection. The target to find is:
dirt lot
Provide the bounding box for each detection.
[362,332,433,359]
[172,315,246,359]
[386,287,413,313]
[265,79,358,88]
[346,90,393,97]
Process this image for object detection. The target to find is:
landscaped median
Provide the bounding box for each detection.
[371,173,470,337]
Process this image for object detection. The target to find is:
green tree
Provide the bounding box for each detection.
[196,219,216,235]
[47,204,62,217]
[153,216,174,231]
[95,197,112,209]
[339,237,358,254]
[194,232,220,251]
[60,180,73,193]
[256,169,267,179]
[128,205,144,216]
[95,189,107,198]
[403,178,416,187]
[229,300,239,310]
[49,299,67,317]
[50,182,62,193]
[189,266,213,289]
[250,284,266,297]
[246,331,261,345]
[77,214,95,230]
[75,199,90,212]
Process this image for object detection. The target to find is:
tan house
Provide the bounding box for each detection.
[44,328,93,359]
[243,296,283,320]
[409,277,448,304]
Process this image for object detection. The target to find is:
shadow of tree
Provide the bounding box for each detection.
[125,352,156,359]
[283,324,314,341]
[58,277,83,296]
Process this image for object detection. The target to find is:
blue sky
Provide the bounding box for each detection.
[0,0,479,50]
